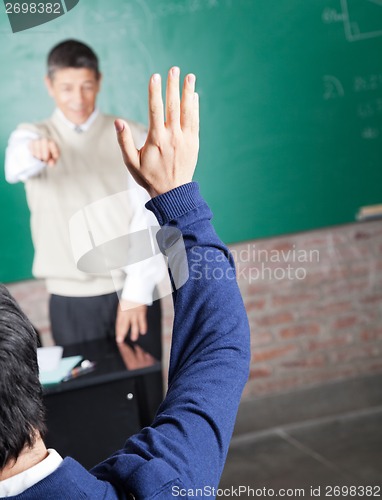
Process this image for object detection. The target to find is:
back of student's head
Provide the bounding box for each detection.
[0,284,46,470]
[47,39,100,79]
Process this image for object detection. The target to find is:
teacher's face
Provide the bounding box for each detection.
[45,67,101,125]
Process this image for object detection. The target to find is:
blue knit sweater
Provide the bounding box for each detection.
[9,182,250,500]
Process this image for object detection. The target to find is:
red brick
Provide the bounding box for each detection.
[354,230,375,240]
[245,299,266,312]
[349,264,374,278]
[268,241,295,252]
[247,283,272,295]
[303,269,348,285]
[251,332,273,346]
[360,295,382,305]
[330,345,380,363]
[249,366,272,378]
[248,376,304,397]
[332,316,358,329]
[252,344,298,363]
[307,336,351,351]
[361,328,382,341]
[245,360,382,398]
[280,354,326,369]
[256,311,294,326]
[272,293,317,307]
[304,301,352,318]
[300,236,328,247]
[280,324,320,339]
[322,280,370,296]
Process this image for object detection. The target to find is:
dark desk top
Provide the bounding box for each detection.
[44,337,161,395]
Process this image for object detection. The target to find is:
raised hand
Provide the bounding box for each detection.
[115,67,199,198]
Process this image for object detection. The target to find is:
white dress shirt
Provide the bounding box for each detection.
[5,108,99,184]
[4,109,165,304]
[0,449,62,497]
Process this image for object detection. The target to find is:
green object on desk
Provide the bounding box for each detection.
[39,355,83,388]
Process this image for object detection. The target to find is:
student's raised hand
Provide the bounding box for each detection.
[115,67,199,198]
[29,137,60,167]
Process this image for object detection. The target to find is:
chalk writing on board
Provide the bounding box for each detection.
[154,0,227,18]
[87,1,153,34]
[341,0,382,42]
[323,76,345,100]
[323,73,382,139]
[321,8,346,23]
[353,74,382,93]
[357,98,382,119]
[361,127,380,139]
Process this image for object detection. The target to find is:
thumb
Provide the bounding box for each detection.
[114,119,139,169]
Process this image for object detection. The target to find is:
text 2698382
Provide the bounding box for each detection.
[5,3,62,14]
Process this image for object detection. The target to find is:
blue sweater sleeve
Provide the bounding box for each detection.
[91,182,250,498]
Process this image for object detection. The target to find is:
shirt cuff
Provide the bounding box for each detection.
[121,272,155,305]
[145,182,204,225]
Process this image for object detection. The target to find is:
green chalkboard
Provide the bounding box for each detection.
[1,0,382,282]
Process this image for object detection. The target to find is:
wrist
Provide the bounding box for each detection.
[146,182,204,225]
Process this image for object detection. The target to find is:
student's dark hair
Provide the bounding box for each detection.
[47,39,100,79]
[0,284,46,471]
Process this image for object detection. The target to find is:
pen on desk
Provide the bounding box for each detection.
[62,360,96,382]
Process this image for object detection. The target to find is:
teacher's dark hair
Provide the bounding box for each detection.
[47,39,100,80]
[0,284,46,471]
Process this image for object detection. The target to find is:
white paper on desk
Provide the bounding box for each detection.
[39,355,83,387]
[37,346,64,372]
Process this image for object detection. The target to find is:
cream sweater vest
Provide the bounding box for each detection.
[19,111,146,296]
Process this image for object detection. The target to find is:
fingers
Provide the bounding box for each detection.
[192,92,200,135]
[148,74,164,133]
[115,305,147,343]
[46,140,60,167]
[115,312,128,344]
[138,310,147,336]
[129,308,147,341]
[114,119,140,170]
[40,138,50,163]
[166,66,181,128]
[29,138,60,166]
[180,73,197,131]
[130,319,139,342]
[49,140,60,163]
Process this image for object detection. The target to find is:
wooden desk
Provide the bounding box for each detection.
[43,338,163,469]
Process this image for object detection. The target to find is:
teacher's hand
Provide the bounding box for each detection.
[115,300,148,344]
[29,137,60,167]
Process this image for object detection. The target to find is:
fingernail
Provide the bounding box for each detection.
[172,66,180,77]
[152,73,160,83]
[187,74,195,85]
[114,119,124,132]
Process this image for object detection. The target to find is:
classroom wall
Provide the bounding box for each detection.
[8,218,382,399]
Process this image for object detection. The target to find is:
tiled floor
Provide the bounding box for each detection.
[220,376,382,499]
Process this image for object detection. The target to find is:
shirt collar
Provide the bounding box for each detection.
[55,108,99,132]
[0,449,63,497]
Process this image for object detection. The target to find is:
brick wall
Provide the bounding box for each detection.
[6,219,382,399]
[236,219,382,397]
